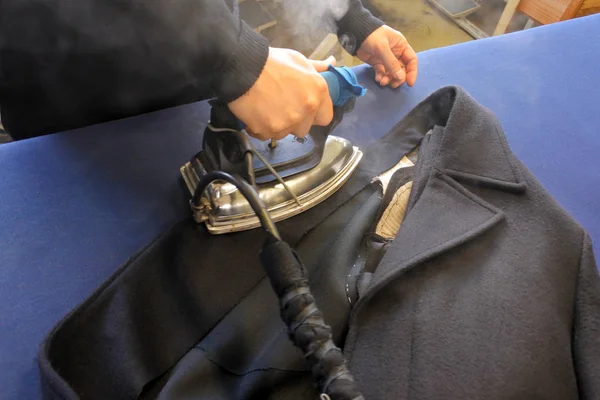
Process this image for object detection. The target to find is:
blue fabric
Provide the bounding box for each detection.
[1,14,599,399]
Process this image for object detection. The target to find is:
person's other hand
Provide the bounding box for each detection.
[228,49,336,141]
[356,25,418,88]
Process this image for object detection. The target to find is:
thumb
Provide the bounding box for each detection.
[379,45,405,82]
[309,55,337,72]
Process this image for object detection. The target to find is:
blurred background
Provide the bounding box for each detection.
[242,0,597,64]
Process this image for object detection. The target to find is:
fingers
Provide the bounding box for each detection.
[373,65,401,87]
[228,48,335,142]
[312,82,334,127]
[245,128,270,141]
[360,25,418,88]
[380,71,392,86]
[403,50,419,87]
[309,55,337,73]
[374,64,386,83]
[247,112,320,141]
[245,113,298,141]
[247,79,331,140]
[247,124,296,141]
[375,43,418,88]
[378,44,406,84]
[291,112,317,138]
[396,43,418,87]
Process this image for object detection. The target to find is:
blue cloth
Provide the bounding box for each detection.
[1,14,599,399]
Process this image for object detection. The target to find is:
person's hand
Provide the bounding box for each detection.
[228,48,336,141]
[356,25,418,88]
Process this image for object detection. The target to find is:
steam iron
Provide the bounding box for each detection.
[180,66,366,234]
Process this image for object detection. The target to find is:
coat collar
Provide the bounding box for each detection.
[359,86,527,193]
[349,86,528,320]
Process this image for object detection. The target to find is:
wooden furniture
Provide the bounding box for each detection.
[427,0,487,39]
[239,0,277,33]
[239,0,354,65]
[494,0,600,35]
[309,33,356,67]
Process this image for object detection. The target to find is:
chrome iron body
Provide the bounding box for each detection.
[181,135,362,234]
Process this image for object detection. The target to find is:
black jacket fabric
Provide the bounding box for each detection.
[0,0,382,139]
[39,86,600,399]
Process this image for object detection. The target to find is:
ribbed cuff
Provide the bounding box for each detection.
[337,2,384,55]
[214,21,269,103]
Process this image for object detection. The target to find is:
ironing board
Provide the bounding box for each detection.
[1,14,599,399]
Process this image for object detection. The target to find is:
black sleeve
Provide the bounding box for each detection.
[336,0,384,55]
[572,233,600,399]
[0,0,268,138]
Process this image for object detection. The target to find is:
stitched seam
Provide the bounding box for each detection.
[443,168,527,192]
[191,273,269,352]
[443,120,526,187]
[444,167,510,183]
[136,260,272,398]
[145,273,299,394]
[435,170,503,214]
[201,274,269,338]
[201,349,308,376]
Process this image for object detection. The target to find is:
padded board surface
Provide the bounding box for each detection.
[1,14,599,399]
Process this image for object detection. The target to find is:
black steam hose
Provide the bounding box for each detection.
[192,172,364,400]
[191,171,279,239]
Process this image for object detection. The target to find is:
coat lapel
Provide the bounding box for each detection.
[363,170,505,299]
[354,85,528,307]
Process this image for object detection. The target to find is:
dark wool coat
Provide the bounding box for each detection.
[40,87,600,400]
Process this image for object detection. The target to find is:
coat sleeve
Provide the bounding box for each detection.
[336,0,384,54]
[0,0,268,137]
[572,232,600,399]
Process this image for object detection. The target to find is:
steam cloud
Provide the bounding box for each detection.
[280,0,350,53]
